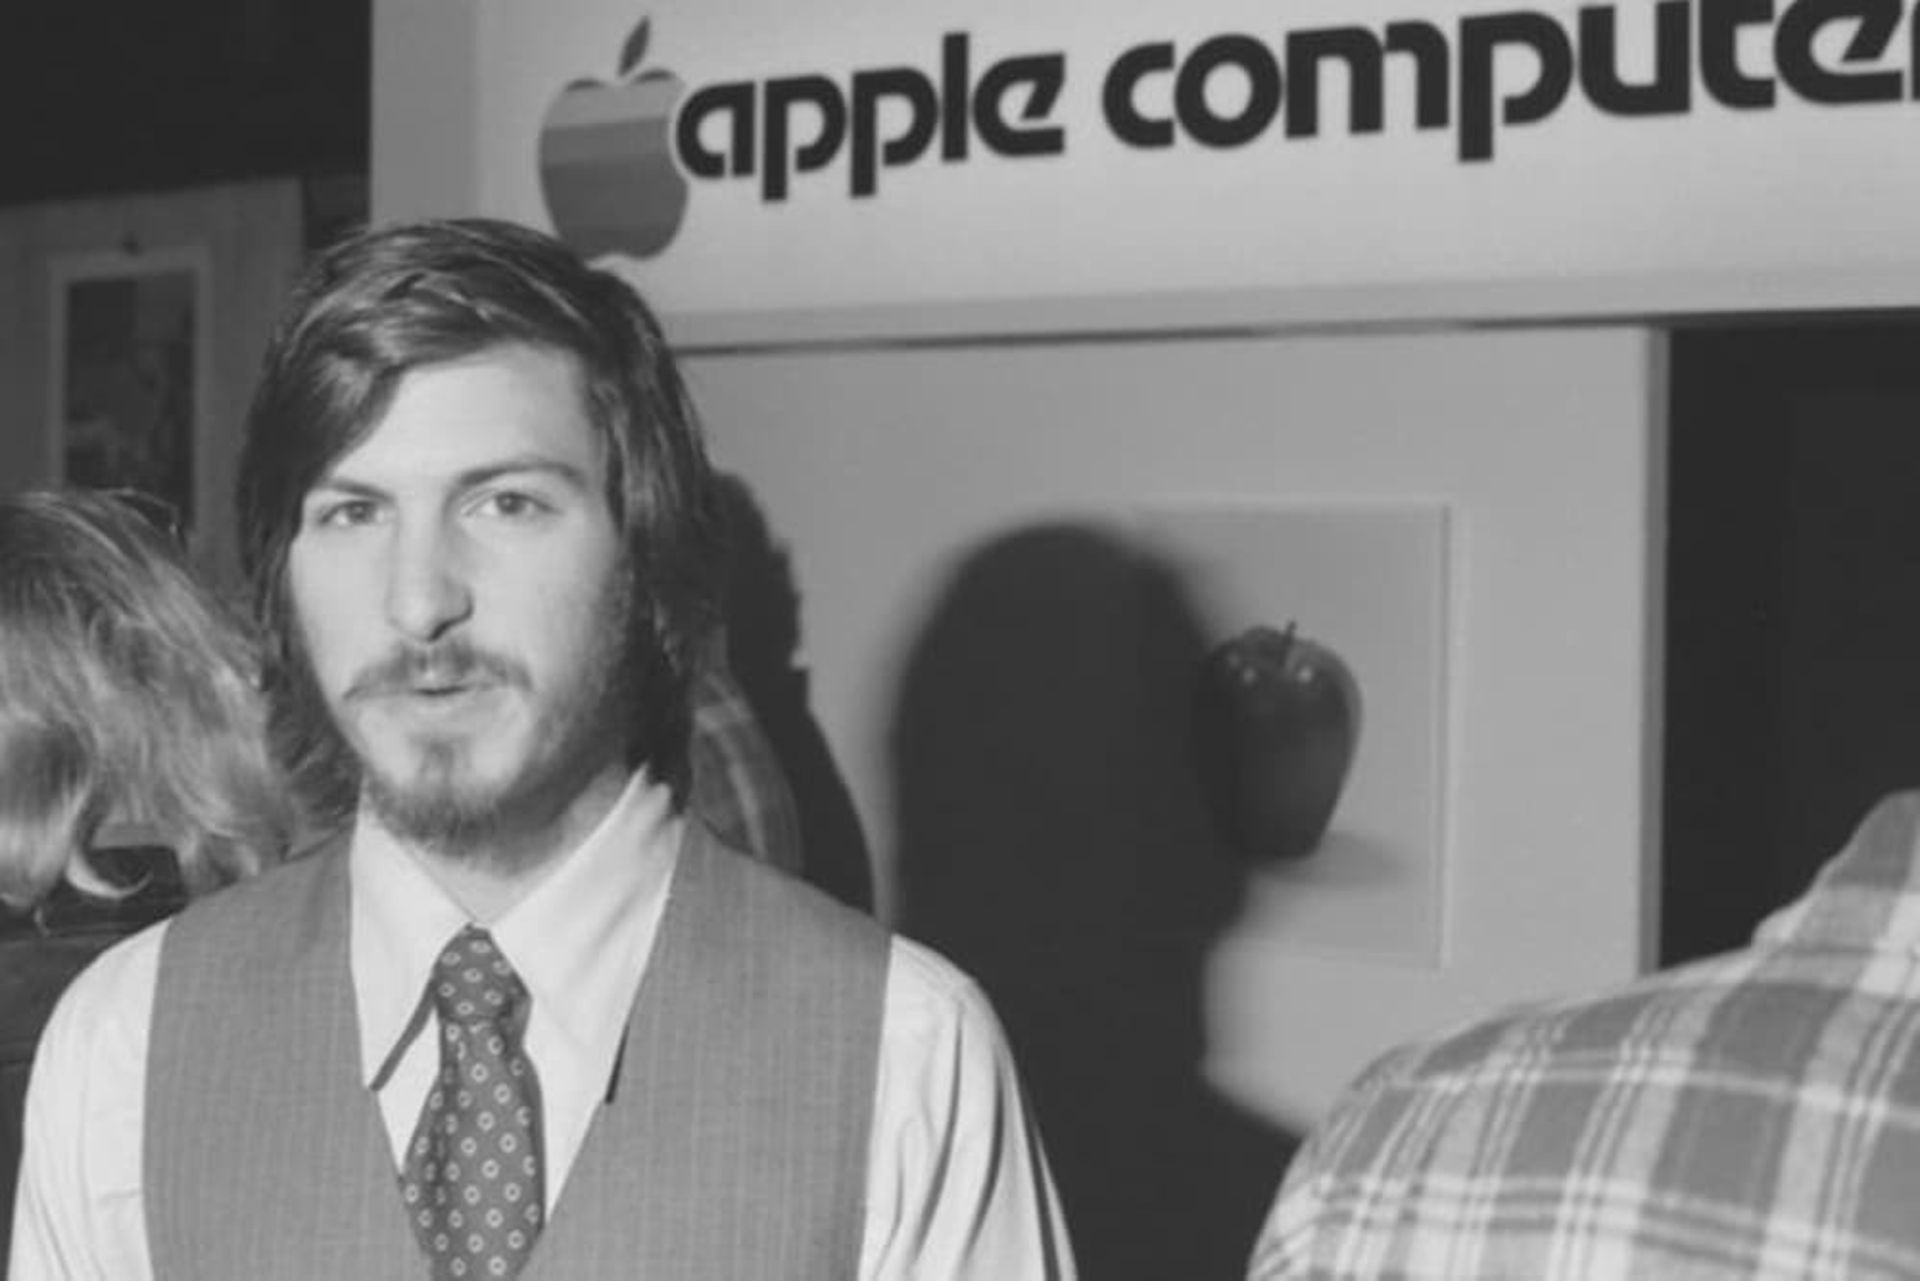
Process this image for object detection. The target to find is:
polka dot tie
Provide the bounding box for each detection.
[399,926,545,1281]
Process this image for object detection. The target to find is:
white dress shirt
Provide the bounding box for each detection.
[10,772,1077,1280]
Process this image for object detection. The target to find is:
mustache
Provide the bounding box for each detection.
[343,642,530,701]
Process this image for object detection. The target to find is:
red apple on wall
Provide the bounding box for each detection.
[539,17,689,261]
[1192,622,1362,861]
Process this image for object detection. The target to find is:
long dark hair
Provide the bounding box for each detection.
[0,489,295,907]
[236,218,725,827]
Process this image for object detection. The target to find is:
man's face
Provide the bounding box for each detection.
[286,343,631,852]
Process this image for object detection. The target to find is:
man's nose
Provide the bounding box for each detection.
[383,517,473,643]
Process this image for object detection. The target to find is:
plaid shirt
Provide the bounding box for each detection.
[1251,792,1920,1280]
[688,663,805,874]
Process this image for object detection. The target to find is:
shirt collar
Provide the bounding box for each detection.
[1755,791,1920,955]
[350,769,682,1088]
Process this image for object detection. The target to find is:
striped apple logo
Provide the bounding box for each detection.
[539,17,689,260]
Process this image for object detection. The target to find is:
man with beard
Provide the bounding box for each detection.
[11,219,1075,1281]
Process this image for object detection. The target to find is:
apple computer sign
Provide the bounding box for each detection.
[540,4,1920,261]
[539,17,689,260]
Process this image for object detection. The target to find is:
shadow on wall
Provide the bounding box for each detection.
[891,523,1299,1281]
[712,472,875,912]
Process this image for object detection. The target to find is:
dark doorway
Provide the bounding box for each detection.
[1664,317,1920,966]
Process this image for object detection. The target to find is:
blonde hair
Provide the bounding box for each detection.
[0,489,295,908]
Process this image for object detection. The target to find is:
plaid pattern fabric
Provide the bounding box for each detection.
[688,664,804,874]
[1251,792,1920,1281]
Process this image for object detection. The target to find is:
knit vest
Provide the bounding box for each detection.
[145,823,889,1280]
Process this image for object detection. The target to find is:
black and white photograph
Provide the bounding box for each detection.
[6,2,1920,1280]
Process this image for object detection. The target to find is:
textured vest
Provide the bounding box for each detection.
[145,823,889,1280]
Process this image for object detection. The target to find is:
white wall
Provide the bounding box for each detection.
[685,326,1663,1128]
[370,2,477,224]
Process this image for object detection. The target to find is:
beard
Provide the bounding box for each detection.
[359,706,617,865]
[332,580,636,870]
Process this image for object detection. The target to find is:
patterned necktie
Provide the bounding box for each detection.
[399,925,546,1280]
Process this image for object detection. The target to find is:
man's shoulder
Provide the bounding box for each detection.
[877,934,1032,1096]
[691,821,890,950]
[41,845,341,1043]
[34,914,169,1084]
[1395,948,1774,1078]
[687,828,1009,1047]
[1269,946,1920,1278]
[1267,970,1734,1245]
[163,834,344,937]
[884,934,1000,1032]
[33,843,346,1066]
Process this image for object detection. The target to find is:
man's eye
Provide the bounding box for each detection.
[475,491,549,520]
[314,499,379,528]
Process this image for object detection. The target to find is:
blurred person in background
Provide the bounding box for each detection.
[687,637,803,875]
[1,487,297,1266]
[1250,791,1920,1280]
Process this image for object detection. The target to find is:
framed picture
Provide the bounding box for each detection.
[47,245,211,534]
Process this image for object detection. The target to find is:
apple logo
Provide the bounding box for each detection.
[539,16,689,261]
[1192,621,1362,861]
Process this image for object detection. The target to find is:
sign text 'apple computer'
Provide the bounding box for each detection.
[672,0,1920,202]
